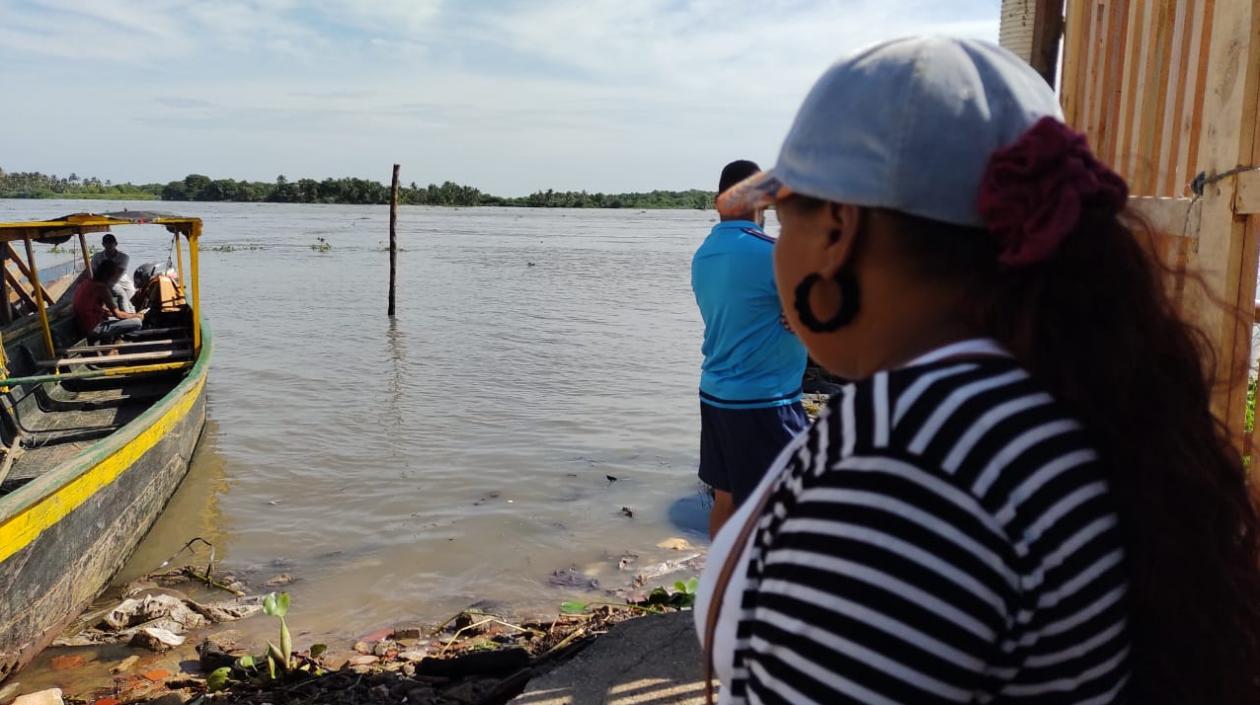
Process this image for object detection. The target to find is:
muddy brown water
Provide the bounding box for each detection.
[0,199,738,689]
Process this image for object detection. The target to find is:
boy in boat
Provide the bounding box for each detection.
[91,232,135,313]
[691,159,808,536]
[74,259,142,342]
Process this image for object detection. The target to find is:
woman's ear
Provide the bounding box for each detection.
[817,203,863,278]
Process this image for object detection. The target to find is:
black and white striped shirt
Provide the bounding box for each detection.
[703,342,1130,704]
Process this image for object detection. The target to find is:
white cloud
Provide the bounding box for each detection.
[0,0,999,193]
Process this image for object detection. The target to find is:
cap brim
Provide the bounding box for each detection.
[716,170,792,217]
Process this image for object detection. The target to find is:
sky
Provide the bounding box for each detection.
[0,0,998,196]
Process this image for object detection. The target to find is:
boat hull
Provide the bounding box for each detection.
[0,329,210,682]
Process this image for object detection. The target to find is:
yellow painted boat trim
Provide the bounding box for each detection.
[0,374,206,564]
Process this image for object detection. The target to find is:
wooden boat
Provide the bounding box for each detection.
[0,213,210,682]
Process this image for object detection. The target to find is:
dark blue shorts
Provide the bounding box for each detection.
[699,401,808,506]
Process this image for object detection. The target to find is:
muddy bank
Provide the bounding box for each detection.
[3,599,687,705]
[1,535,708,705]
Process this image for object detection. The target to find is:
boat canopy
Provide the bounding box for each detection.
[0,212,204,368]
[0,212,200,244]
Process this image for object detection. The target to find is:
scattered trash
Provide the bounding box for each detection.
[616,553,638,571]
[49,655,86,671]
[262,574,294,588]
[109,655,140,674]
[547,567,599,591]
[11,689,62,705]
[656,537,694,551]
[129,627,185,652]
[619,506,634,518]
[635,553,705,582]
[55,593,260,649]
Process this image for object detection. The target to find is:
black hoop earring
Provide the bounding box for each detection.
[793,269,860,333]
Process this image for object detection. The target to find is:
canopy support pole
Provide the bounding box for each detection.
[189,224,201,355]
[174,233,186,291]
[78,229,92,277]
[0,245,11,326]
[23,238,54,359]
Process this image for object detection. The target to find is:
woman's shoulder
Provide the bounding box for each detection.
[816,357,1105,533]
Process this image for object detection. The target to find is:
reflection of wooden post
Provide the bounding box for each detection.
[388,163,399,317]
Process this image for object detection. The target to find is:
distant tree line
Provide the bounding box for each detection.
[0,168,715,209]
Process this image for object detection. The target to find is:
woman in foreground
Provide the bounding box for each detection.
[696,37,1260,705]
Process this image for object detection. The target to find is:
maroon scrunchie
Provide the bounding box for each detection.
[978,116,1128,267]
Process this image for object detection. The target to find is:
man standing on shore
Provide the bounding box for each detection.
[692,160,807,536]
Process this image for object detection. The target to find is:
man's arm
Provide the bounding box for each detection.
[107,304,142,320]
[95,286,140,320]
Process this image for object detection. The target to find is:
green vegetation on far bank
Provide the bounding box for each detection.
[0,168,715,209]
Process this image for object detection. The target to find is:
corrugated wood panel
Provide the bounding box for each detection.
[1056,0,1260,455]
[1062,0,1214,197]
[1001,0,1037,61]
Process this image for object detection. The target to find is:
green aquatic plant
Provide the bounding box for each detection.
[560,577,699,615]
[263,591,295,674]
[207,592,325,693]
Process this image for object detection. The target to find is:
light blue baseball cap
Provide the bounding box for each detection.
[717,36,1064,227]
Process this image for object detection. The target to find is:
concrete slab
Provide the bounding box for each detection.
[512,612,705,705]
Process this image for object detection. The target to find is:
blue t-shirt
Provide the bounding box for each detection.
[691,220,807,409]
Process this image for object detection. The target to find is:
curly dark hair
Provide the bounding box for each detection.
[885,202,1260,704]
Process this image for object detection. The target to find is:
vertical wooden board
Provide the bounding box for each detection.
[1099,0,1132,167]
[1142,0,1178,195]
[1111,0,1142,168]
[1156,0,1189,196]
[1081,0,1105,135]
[1185,0,1260,441]
[1060,0,1091,124]
[1169,0,1207,194]
[1032,0,1068,84]
[1088,1,1115,139]
[1133,0,1173,194]
[1122,0,1156,182]
[1183,0,1217,197]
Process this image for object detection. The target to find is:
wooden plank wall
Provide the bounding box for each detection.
[1060,0,1260,456]
[1061,0,1214,198]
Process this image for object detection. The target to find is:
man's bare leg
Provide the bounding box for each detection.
[709,489,736,538]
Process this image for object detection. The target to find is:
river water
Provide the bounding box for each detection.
[0,198,736,645]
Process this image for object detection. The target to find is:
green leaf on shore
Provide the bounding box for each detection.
[236,655,255,670]
[207,667,231,692]
[310,643,327,659]
[280,621,293,665]
[559,601,589,614]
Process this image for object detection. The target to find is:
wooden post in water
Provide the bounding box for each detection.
[388,164,400,317]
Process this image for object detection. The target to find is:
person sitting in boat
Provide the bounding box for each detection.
[91,232,135,313]
[130,262,191,329]
[73,259,142,342]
